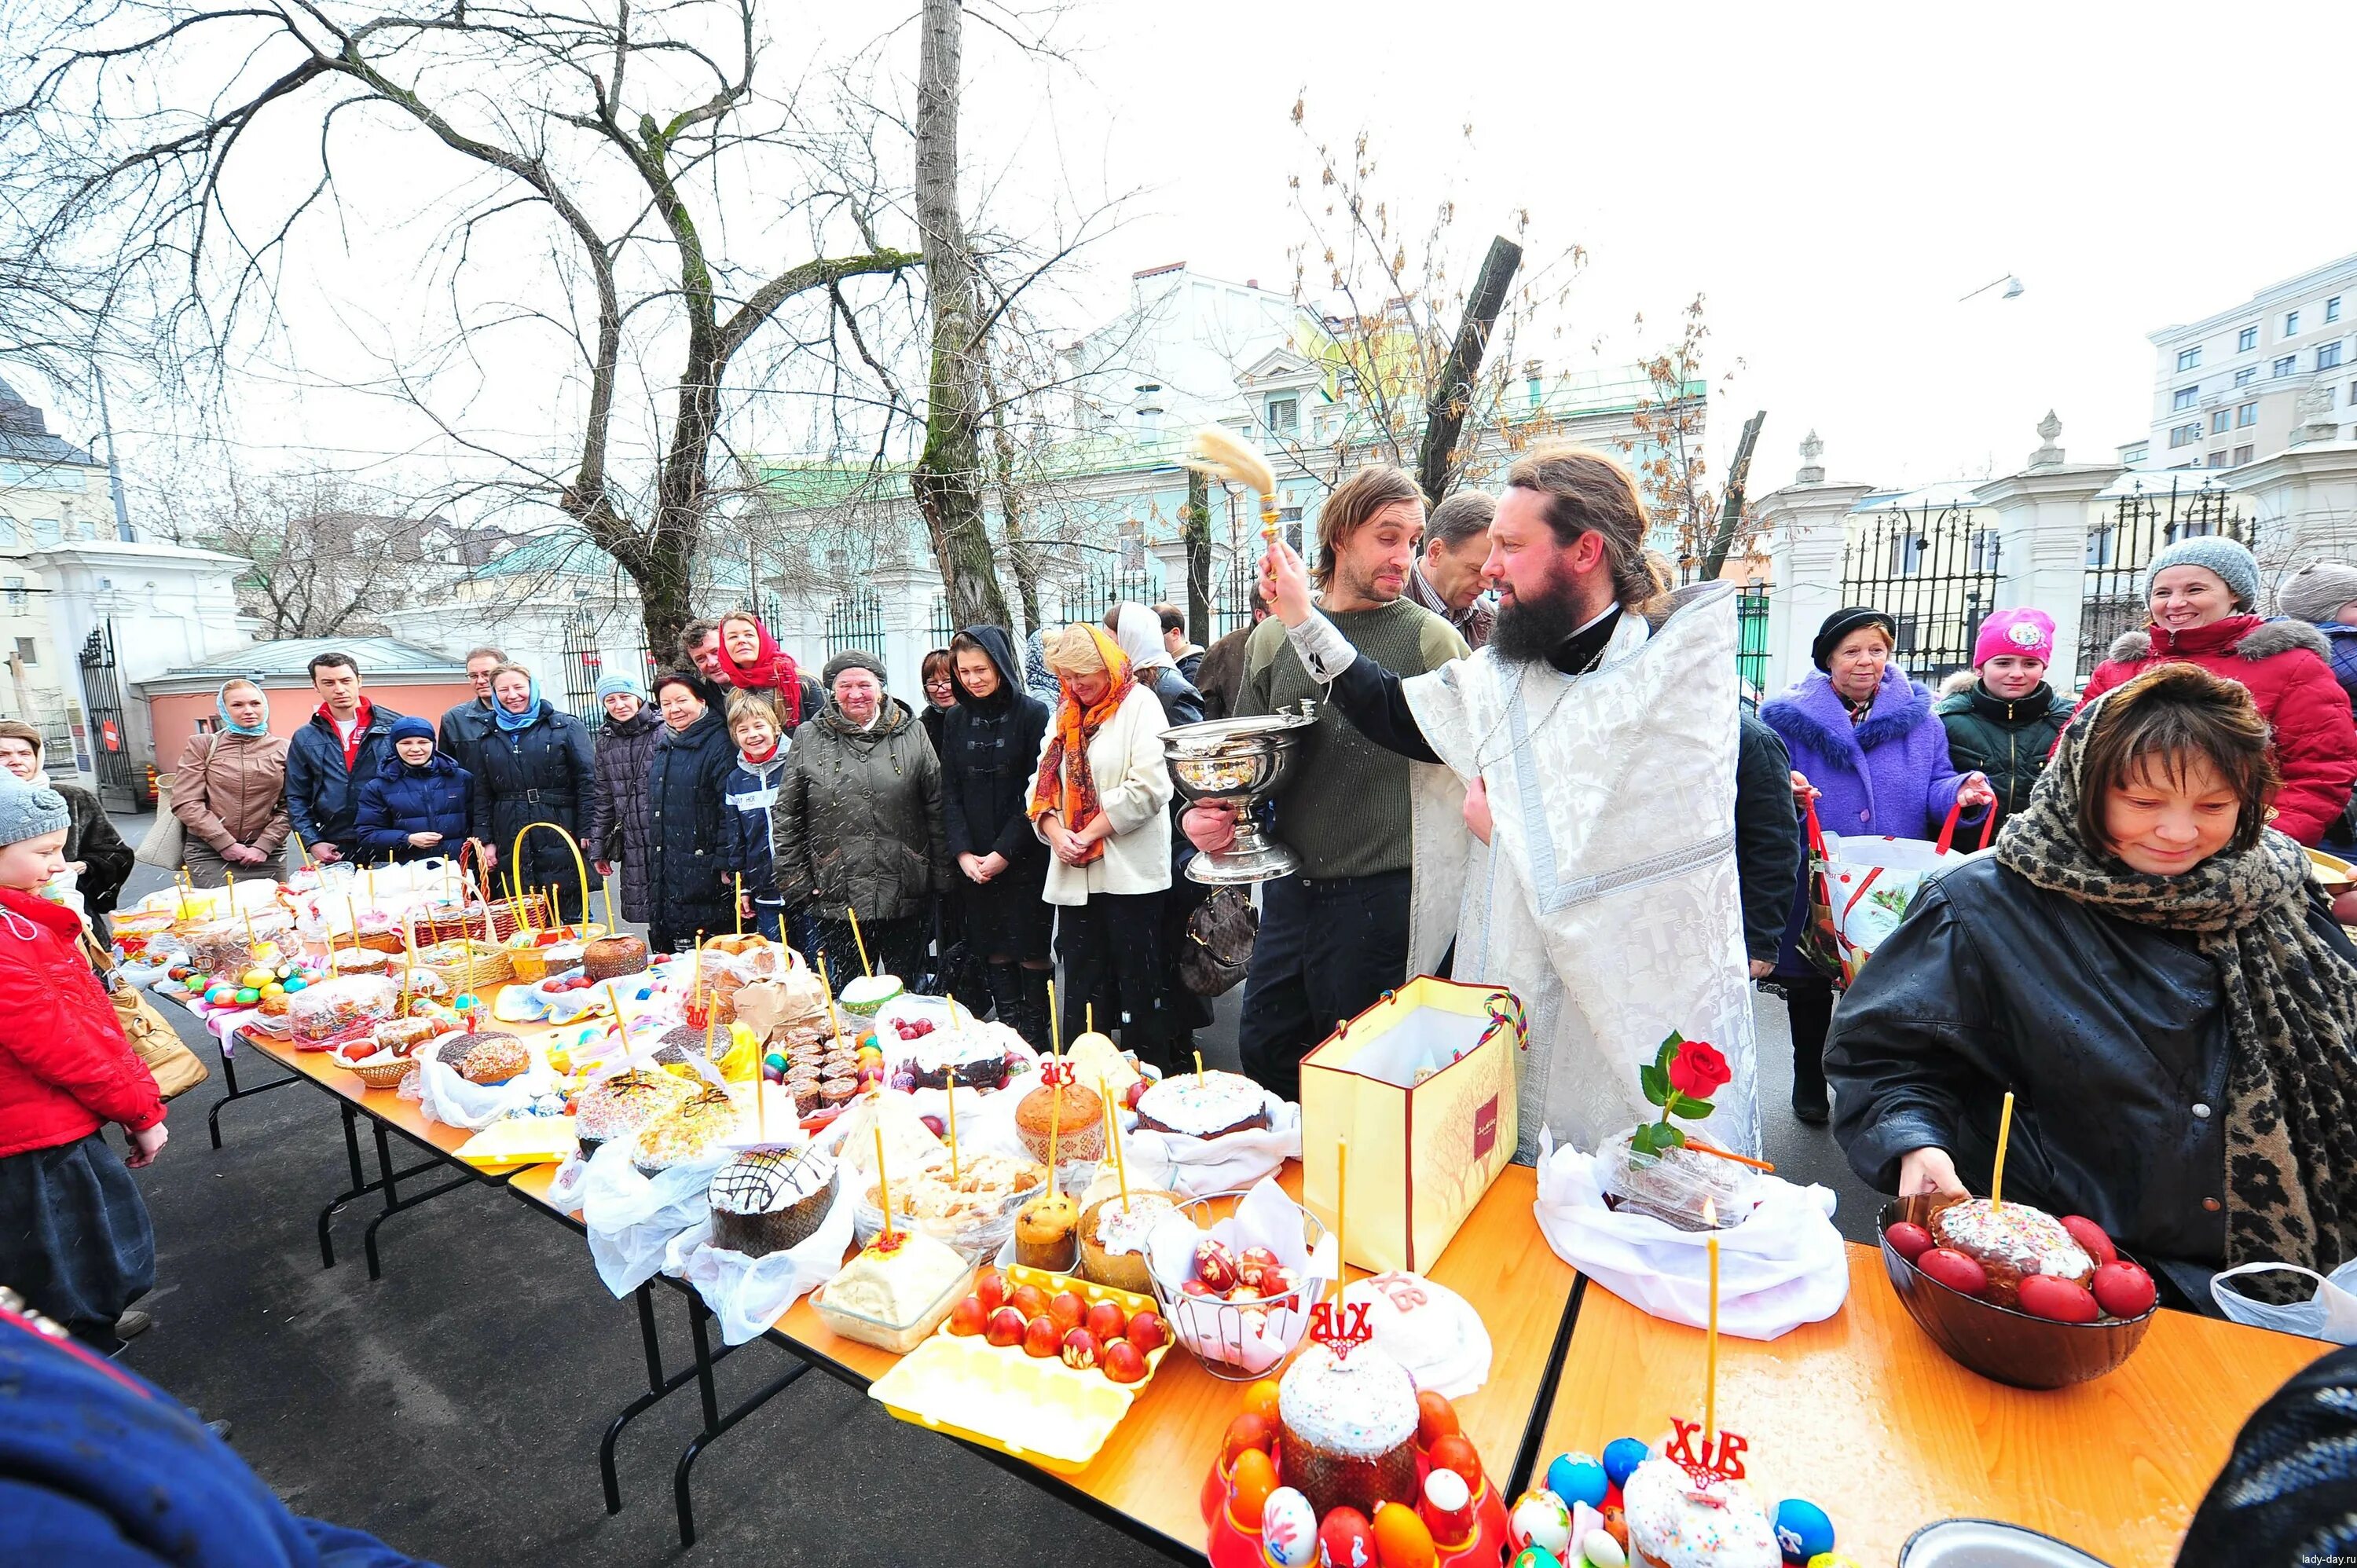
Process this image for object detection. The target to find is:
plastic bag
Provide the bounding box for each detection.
[289,975,399,1048]
[2212,1259,2357,1343]
[579,1138,734,1296]
[1127,1093,1303,1200]
[416,1036,559,1130]
[667,1184,858,1344]
[1595,1127,1762,1232]
[1531,1130,1849,1341]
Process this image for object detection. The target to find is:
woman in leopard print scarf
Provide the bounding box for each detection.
[1999,665,2357,1281]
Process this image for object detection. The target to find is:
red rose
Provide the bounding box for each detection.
[1666,1039,1732,1101]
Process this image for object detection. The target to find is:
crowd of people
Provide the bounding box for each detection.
[10,441,2357,1402]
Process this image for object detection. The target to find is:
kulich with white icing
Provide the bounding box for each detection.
[1932,1197,2094,1299]
[1622,1458,1780,1568]
[1089,1191,1175,1257]
[1275,1342,1421,1520]
[1134,1069,1271,1139]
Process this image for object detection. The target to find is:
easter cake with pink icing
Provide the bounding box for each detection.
[1274,1340,1420,1521]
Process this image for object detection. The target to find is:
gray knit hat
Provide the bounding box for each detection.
[0,774,70,848]
[819,650,887,689]
[2278,561,2357,624]
[2146,536,2260,613]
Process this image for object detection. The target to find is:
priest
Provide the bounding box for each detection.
[1257,444,1761,1160]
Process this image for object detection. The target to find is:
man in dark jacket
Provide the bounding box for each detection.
[1736,709,1805,977]
[435,645,504,782]
[284,652,404,866]
[940,626,1054,1043]
[1155,603,1207,687]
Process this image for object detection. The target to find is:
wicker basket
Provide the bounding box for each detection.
[347,1054,421,1091]
[417,940,511,991]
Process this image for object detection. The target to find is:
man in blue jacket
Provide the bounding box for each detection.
[283,652,404,866]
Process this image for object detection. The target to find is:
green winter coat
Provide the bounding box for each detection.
[769,695,948,923]
[1934,681,2074,819]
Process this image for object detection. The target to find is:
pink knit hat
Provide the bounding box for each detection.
[1974,607,2055,669]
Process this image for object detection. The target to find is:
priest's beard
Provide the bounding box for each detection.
[1490,573,1589,664]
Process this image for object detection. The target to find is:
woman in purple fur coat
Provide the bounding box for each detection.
[1760,606,1994,1123]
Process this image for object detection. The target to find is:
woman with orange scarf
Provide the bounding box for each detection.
[1029,624,1178,1066]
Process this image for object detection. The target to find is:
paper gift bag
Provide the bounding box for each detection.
[1299,977,1523,1274]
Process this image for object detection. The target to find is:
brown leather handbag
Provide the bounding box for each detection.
[84,932,209,1101]
[1178,885,1257,998]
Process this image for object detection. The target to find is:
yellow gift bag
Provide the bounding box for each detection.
[1299,977,1525,1274]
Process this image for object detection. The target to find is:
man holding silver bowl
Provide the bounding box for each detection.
[1181,465,1470,1101]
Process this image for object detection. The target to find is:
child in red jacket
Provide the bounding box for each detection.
[0,775,166,1346]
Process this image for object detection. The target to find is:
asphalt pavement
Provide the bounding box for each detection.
[102,821,1880,1566]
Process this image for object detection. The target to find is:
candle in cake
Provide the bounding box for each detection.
[1046,978,1061,1057]
[816,952,845,1047]
[733,874,743,937]
[873,1123,895,1244]
[1336,1135,1349,1295]
[1045,1072,1061,1200]
[346,895,361,953]
[1194,1049,1205,1086]
[944,1079,959,1182]
[845,904,871,977]
[1703,1197,1720,1447]
[1990,1090,2016,1213]
[601,879,616,936]
[1102,1078,1128,1208]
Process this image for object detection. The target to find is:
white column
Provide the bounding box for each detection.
[1754,453,1872,698]
[1974,464,2120,693]
[874,566,934,698]
[2231,441,2357,604]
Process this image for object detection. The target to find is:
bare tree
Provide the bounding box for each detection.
[3,0,919,657]
[182,471,451,638]
[1622,295,1759,577]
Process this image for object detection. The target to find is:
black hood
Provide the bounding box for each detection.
[951,625,1021,713]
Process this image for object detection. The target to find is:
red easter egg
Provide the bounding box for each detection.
[1127,1310,1171,1353]
[1415,1388,1461,1448]
[1049,1289,1089,1332]
[1022,1313,1062,1357]
[1426,1432,1483,1492]
[1196,1238,1241,1294]
[1102,1339,1148,1383]
[1059,1327,1101,1370]
[1915,1246,1990,1298]
[2017,1273,2102,1324]
[1222,1412,1275,1466]
[1086,1299,1128,1343]
[1009,1284,1049,1321]
[1318,1508,1376,1568]
[2059,1214,2118,1266]
[1883,1221,1934,1262]
[2091,1259,2157,1318]
[973,1269,1006,1312]
[984,1306,1027,1347]
[946,1296,986,1336]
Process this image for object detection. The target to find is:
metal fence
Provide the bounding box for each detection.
[1062,559,1163,627]
[1212,556,1259,639]
[2080,480,2249,674]
[1736,585,1770,700]
[558,614,606,723]
[75,622,141,810]
[1840,502,2003,683]
[826,587,888,663]
[927,596,955,650]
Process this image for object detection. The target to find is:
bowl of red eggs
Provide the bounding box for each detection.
[1877,1196,2159,1390]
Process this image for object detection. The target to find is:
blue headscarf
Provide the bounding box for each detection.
[492,671,544,732]
[214,679,269,738]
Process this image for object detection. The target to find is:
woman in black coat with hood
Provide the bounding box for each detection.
[643,671,739,954]
[940,626,1054,1044]
[471,665,596,921]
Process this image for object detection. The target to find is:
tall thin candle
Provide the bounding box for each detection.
[944,1079,958,1182]
[1706,1227,1721,1446]
[816,951,845,1047]
[1101,1079,1127,1209]
[733,874,744,937]
[1990,1090,2017,1213]
[1046,979,1061,1058]
[1336,1136,1349,1296]
[873,1124,895,1244]
[845,905,871,977]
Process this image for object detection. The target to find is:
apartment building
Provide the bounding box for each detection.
[2144,251,2355,471]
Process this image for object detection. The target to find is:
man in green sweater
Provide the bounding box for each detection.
[1183,465,1468,1099]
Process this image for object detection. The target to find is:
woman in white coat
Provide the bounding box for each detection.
[1028,624,1177,1068]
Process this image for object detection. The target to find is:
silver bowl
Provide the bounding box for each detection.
[1162,704,1319,884]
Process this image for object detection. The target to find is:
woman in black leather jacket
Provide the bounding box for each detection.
[1826,664,2357,1312]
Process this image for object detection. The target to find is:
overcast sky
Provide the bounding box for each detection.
[31,0,2357,515]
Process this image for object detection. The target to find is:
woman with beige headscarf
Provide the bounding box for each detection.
[1028,624,1176,1067]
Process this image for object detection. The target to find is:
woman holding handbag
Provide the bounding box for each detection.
[1759,607,1992,1125]
[169,679,290,886]
[0,774,167,1350]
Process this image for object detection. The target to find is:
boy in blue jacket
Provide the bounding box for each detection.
[353,716,473,863]
[720,691,788,939]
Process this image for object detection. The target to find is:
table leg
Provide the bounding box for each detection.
[317,1102,369,1269]
[599,1285,669,1515]
[205,1031,300,1149]
[360,1116,478,1281]
[671,1291,811,1549]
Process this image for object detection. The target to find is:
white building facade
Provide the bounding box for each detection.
[2143,251,2357,474]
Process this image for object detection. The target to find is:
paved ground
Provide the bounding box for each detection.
[104,819,1879,1566]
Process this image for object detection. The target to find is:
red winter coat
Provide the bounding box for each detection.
[2075,614,2357,845]
[0,888,163,1159]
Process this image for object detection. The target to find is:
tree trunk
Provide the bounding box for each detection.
[983,362,1039,636]
[1182,468,1213,645]
[1700,410,1767,581]
[911,0,1010,630]
[1416,234,1523,507]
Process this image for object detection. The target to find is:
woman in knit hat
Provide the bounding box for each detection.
[0,773,167,1347]
[2278,560,2357,715]
[352,716,472,863]
[1759,606,1993,1123]
[585,671,661,926]
[2075,537,2357,845]
[1935,606,2076,822]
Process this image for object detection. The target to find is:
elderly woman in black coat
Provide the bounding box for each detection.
[939,626,1054,1044]
[1826,664,2357,1312]
[585,673,661,926]
[643,671,738,954]
[471,664,596,921]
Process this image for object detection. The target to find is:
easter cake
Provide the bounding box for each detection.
[1622,1456,1780,1568]
[1274,1340,1421,1520]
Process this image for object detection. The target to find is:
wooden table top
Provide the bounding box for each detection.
[510,1155,1578,1557]
[240,1031,492,1162]
[1539,1244,2333,1566]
